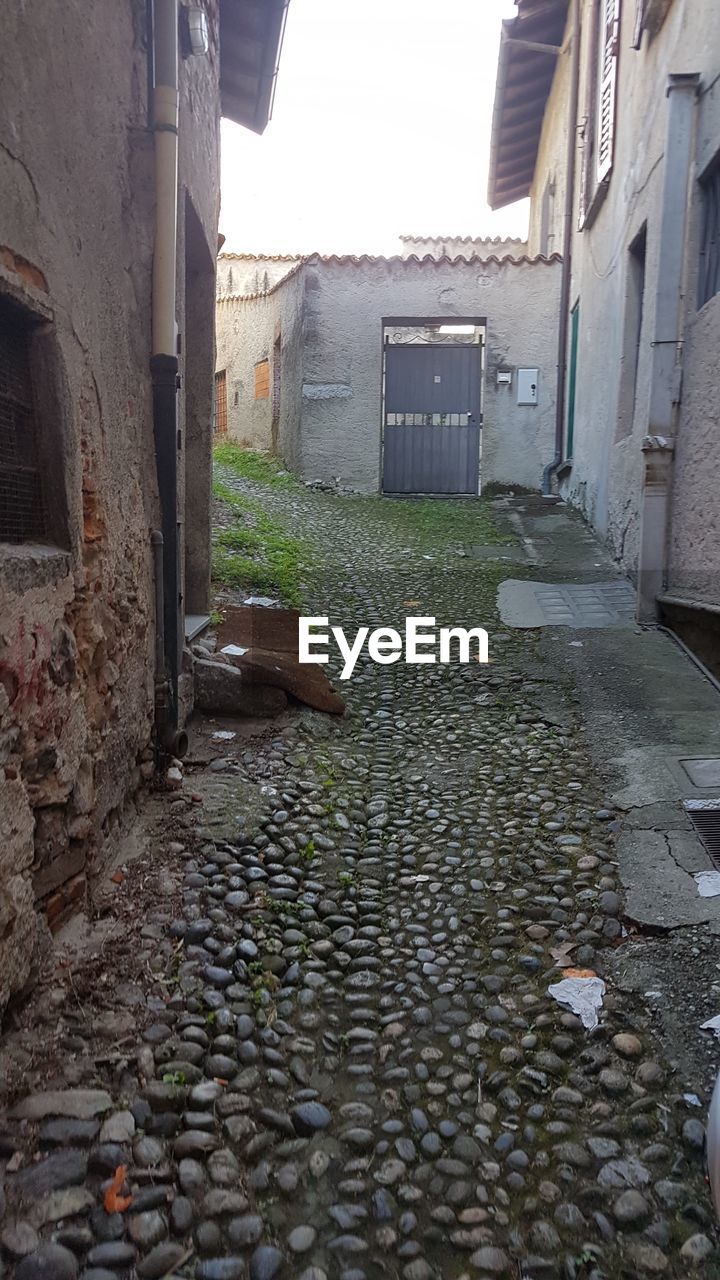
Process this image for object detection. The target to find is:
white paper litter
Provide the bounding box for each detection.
[548,976,606,1030]
[701,1015,720,1040]
[695,871,720,898]
[221,644,248,657]
[212,730,236,741]
[683,1092,702,1107]
[244,595,277,607]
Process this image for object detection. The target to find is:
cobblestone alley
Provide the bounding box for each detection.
[1,472,718,1280]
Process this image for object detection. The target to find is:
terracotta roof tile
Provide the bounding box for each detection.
[216,251,562,303]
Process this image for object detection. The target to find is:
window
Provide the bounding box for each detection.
[699,160,720,308]
[213,369,227,435]
[254,359,270,400]
[0,300,47,544]
[579,0,621,229]
[597,0,621,183]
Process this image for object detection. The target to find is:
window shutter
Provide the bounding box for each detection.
[597,0,621,183]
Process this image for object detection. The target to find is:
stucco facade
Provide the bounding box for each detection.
[0,1,221,1017]
[215,253,561,492]
[523,0,720,608]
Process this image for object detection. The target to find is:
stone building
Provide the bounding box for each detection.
[0,0,288,1018]
[489,0,720,651]
[215,249,561,491]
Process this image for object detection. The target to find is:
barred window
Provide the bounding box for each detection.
[0,302,47,544]
[214,369,228,435]
[699,160,720,309]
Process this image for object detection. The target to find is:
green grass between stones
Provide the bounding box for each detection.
[212,442,297,488]
[211,479,308,607]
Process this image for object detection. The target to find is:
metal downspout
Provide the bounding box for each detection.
[150,0,183,753]
[636,73,700,622]
[543,0,581,497]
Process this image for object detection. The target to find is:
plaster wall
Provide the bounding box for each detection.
[216,254,301,298]
[215,266,304,455]
[295,257,561,491]
[399,236,528,260]
[0,0,219,1016]
[529,0,720,600]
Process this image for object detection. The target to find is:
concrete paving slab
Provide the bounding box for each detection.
[497,578,637,628]
[681,757,720,787]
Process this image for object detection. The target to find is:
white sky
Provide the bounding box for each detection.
[219,0,529,256]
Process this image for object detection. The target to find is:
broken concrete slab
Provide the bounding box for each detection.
[617,829,720,932]
[194,660,287,718]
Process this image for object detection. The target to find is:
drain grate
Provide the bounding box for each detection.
[684,799,720,867]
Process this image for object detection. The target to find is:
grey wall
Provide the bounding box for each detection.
[529,0,720,602]
[296,256,561,491]
[0,0,220,1015]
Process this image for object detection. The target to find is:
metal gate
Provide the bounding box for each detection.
[382,343,481,494]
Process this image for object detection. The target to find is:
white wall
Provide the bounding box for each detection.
[529,0,720,603]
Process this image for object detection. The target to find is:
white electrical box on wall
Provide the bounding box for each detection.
[517,368,539,405]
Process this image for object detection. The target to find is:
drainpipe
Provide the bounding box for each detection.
[150,0,183,751]
[636,73,700,623]
[542,0,581,497]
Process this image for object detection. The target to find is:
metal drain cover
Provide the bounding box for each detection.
[680,758,720,788]
[684,798,720,867]
[497,579,636,629]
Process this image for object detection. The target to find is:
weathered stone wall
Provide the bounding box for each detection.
[529,0,720,603]
[0,0,220,1016]
[215,265,304,455]
[293,256,561,491]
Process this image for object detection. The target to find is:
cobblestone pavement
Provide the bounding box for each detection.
[1,476,718,1280]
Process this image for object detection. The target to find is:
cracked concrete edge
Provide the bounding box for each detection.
[616,828,720,933]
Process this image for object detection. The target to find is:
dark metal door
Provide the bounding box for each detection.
[382,344,481,494]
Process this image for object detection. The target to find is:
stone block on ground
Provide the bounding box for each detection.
[193,660,287,718]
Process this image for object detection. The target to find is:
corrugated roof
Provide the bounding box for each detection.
[487,0,569,210]
[217,252,563,302]
[220,0,290,133]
